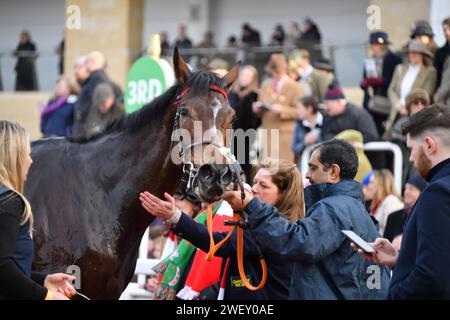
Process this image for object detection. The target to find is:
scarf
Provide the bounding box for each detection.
[152,202,222,300]
[176,201,233,300]
[40,96,67,121]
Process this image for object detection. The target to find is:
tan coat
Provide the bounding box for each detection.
[385,63,436,137]
[257,77,303,162]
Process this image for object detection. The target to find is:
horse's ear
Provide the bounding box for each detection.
[221,62,240,92]
[173,47,191,85]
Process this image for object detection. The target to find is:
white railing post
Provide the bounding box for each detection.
[300,141,403,193]
[119,227,161,300]
[137,227,149,286]
[363,142,403,193]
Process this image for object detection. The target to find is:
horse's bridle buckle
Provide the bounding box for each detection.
[182,161,198,191]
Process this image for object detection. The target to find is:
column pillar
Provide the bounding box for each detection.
[64,0,143,87]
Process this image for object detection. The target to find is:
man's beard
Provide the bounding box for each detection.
[414,147,433,179]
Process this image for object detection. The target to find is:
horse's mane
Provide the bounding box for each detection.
[68,70,225,144]
[107,84,180,135]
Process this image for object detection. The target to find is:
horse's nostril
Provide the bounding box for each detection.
[198,164,214,178]
[220,171,232,185]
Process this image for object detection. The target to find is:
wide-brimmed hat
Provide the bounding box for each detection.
[313,58,334,72]
[369,31,391,45]
[264,53,288,75]
[405,39,433,58]
[405,88,430,110]
[411,22,434,38]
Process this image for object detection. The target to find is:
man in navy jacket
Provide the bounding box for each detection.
[224,139,390,299]
[354,104,450,299]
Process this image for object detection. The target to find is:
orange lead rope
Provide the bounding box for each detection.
[205,204,236,261]
[236,223,267,291]
[205,204,267,291]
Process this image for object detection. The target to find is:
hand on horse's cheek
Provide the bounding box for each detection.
[244,193,253,209]
[224,191,253,211]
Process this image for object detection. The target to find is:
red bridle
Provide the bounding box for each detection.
[175,85,228,105]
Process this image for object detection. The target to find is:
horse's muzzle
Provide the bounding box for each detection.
[193,163,233,203]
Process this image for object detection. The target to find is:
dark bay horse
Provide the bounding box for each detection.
[25,48,238,299]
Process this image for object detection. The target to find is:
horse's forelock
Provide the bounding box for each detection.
[184,71,224,99]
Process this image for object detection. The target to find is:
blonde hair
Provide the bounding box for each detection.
[258,159,305,222]
[0,121,33,233]
[289,49,310,63]
[50,75,79,101]
[370,169,402,211]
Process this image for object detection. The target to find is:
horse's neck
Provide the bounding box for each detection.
[98,109,182,264]
[118,109,181,192]
[88,107,179,186]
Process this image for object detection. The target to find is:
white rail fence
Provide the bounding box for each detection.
[300,141,403,193]
[119,228,160,300]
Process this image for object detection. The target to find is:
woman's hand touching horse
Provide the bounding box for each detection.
[140,191,177,220]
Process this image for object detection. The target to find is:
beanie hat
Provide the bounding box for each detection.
[362,170,375,186]
[324,81,345,100]
[406,175,428,192]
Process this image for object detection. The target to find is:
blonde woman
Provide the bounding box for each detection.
[366,169,404,234]
[140,159,305,300]
[0,121,75,300]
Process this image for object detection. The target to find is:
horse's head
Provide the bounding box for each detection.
[171,48,242,204]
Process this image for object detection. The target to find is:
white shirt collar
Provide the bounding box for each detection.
[301,65,314,81]
[302,111,323,128]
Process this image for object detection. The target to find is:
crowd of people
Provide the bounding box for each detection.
[158,18,322,53]
[139,16,450,300]
[1,15,450,301]
[142,104,450,300]
[6,18,322,92]
[39,51,124,139]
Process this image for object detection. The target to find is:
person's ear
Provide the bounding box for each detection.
[423,136,437,156]
[330,164,341,182]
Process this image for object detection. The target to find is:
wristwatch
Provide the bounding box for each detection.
[164,208,182,227]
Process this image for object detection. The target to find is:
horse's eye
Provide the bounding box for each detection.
[180,106,190,117]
